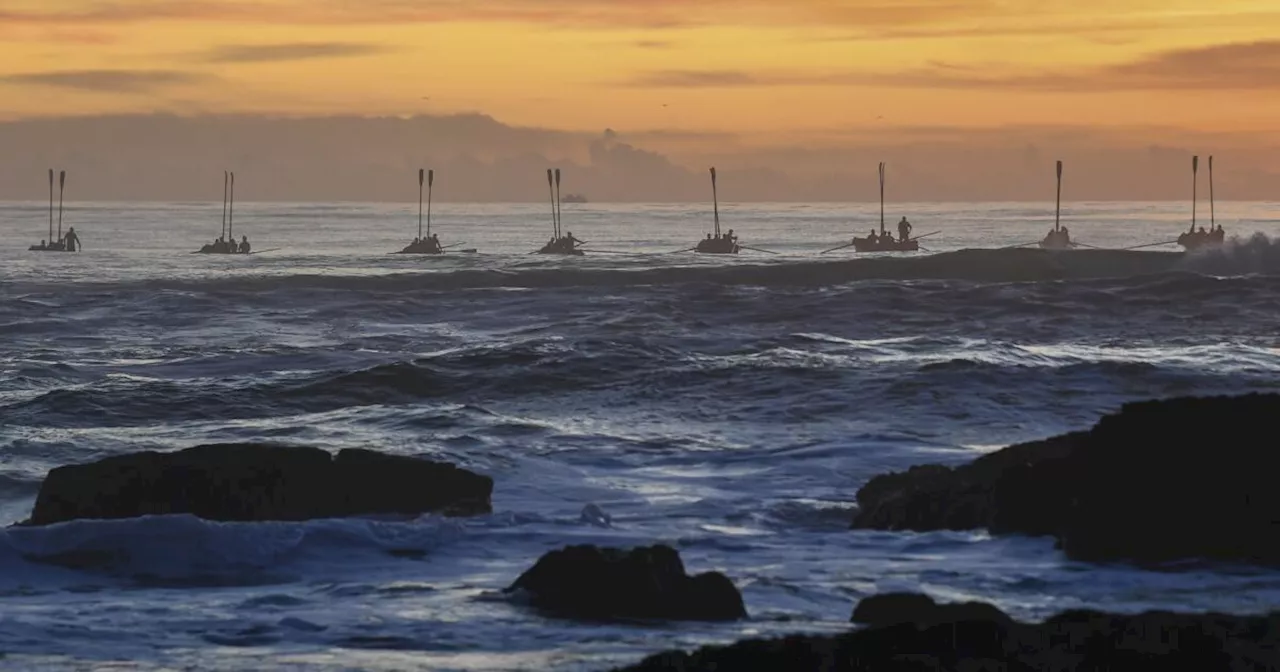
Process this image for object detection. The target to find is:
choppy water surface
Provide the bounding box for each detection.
[2,201,1280,671]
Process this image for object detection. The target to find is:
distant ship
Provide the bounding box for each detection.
[561,193,588,204]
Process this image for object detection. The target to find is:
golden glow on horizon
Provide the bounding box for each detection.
[2,0,1280,136]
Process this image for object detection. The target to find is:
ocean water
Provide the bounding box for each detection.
[2,200,1280,671]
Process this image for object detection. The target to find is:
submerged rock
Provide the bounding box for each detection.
[24,443,492,525]
[505,544,747,622]
[851,393,1280,565]
[612,594,1271,671]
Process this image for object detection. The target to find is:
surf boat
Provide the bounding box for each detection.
[1177,229,1224,251]
[851,235,918,253]
[695,236,739,254]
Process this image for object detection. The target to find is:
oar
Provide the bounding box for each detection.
[228,171,235,242]
[1208,155,1215,230]
[663,246,698,254]
[440,242,465,250]
[1190,155,1198,234]
[710,167,720,238]
[57,170,65,243]
[1070,241,1104,249]
[878,161,885,236]
[249,247,282,255]
[221,170,228,241]
[417,168,424,240]
[741,245,779,254]
[820,242,856,254]
[554,168,562,239]
[1054,160,1062,232]
[998,240,1042,250]
[1119,239,1180,251]
[47,168,53,244]
[546,169,557,239]
[585,249,646,256]
[910,230,941,241]
[427,168,435,239]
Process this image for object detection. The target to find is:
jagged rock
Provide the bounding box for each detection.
[505,544,746,622]
[611,595,1269,671]
[24,443,492,525]
[851,393,1280,565]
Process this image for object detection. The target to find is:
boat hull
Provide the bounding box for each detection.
[695,240,739,254]
[850,238,918,253]
[1177,232,1224,250]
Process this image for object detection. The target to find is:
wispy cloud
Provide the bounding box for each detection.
[620,41,1280,92]
[851,40,1280,91]
[202,42,392,63]
[0,69,216,93]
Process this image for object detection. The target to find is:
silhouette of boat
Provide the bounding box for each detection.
[397,169,451,255]
[533,168,586,255]
[30,169,78,252]
[852,235,919,252]
[1177,155,1224,251]
[195,171,252,254]
[693,167,739,254]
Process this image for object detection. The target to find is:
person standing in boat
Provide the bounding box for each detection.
[897,217,912,242]
[62,227,81,252]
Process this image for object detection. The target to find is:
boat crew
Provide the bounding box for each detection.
[898,217,912,242]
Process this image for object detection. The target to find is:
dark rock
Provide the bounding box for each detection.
[611,595,1271,672]
[24,443,492,526]
[851,393,1280,565]
[850,592,1012,628]
[505,544,746,622]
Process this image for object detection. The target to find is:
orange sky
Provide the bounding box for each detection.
[3,0,1280,138]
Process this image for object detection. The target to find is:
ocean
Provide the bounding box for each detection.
[2,200,1279,671]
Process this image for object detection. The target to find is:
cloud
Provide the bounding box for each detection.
[625,70,773,87]
[0,70,215,93]
[851,40,1280,91]
[620,41,1280,93]
[202,42,392,63]
[633,40,671,49]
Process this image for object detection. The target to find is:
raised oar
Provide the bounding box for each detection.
[417,168,424,240]
[546,169,557,239]
[554,168,562,239]
[878,161,885,236]
[1208,155,1215,230]
[47,169,53,244]
[710,167,720,238]
[57,170,65,243]
[229,171,235,242]
[221,170,228,240]
[427,169,434,239]
[1054,160,1062,232]
[1190,155,1198,234]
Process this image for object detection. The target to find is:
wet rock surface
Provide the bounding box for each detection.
[852,393,1280,565]
[505,544,747,622]
[24,443,493,525]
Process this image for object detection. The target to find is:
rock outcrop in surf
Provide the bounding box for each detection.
[851,393,1280,565]
[612,593,1272,671]
[505,544,746,622]
[23,443,492,526]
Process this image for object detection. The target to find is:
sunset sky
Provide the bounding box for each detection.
[1,0,1278,200]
